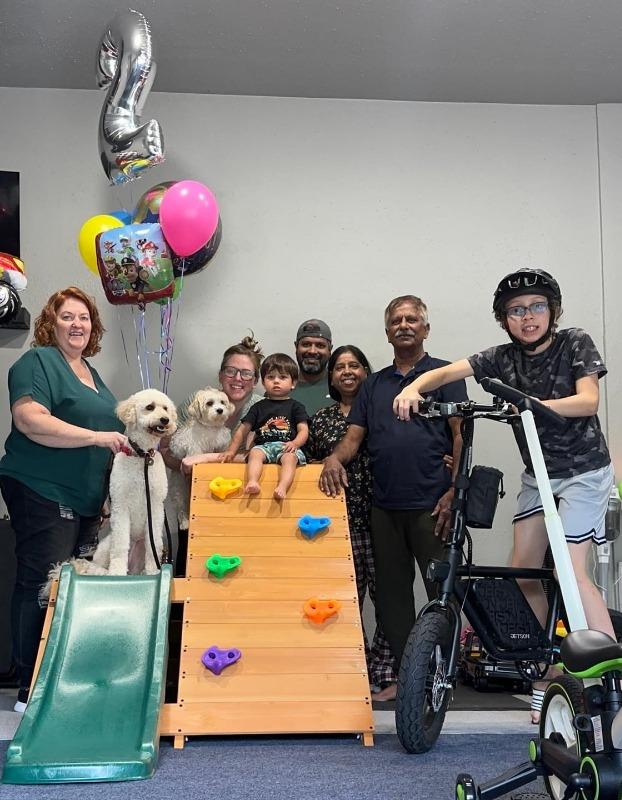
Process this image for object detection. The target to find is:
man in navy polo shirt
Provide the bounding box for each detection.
[319,295,467,693]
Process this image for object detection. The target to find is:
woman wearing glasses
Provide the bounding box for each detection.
[161,335,264,574]
[393,268,615,720]
[162,335,264,474]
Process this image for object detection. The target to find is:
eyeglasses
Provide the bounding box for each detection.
[222,366,256,381]
[505,301,549,318]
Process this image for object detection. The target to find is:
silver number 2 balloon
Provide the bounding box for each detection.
[96,9,165,186]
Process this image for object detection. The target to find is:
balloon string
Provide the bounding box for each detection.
[164,259,186,393]
[130,307,143,388]
[160,302,173,393]
[139,308,151,389]
[117,308,132,370]
[131,306,150,389]
[158,259,186,394]
[167,263,185,384]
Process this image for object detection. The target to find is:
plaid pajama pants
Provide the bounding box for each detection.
[350,522,397,688]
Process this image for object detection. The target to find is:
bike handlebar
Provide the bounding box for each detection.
[418,397,510,417]
[480,377,566,429]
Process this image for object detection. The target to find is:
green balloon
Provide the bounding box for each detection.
[155,277,182,306]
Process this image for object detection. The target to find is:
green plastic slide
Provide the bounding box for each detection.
[3,563,172,784]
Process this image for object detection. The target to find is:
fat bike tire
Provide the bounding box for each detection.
[396,610,453,753]
[539,674,586,800]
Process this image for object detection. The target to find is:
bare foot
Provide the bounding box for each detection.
[374,683,397,702]
[245,481,261,495]
[273,484,288,500]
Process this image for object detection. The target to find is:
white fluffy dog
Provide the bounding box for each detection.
[92,388,177,575]
[167,387,234,528]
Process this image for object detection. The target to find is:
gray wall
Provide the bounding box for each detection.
[0,87,620,607]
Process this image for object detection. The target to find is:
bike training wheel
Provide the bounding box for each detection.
[396,610,453,753]
[539,674,585,800]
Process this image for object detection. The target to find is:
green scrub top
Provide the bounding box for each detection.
[0,346,123,517]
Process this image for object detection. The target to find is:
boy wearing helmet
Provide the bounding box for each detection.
[393,268,615,719]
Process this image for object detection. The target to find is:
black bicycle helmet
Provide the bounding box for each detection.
[0,279,21,324]
[493,268,562,351]
[493,268,561,316]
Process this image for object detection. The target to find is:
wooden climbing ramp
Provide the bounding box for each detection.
[159,463,374,747]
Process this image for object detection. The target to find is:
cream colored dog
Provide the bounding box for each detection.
[167,387,234,528]
[92,388,177,575]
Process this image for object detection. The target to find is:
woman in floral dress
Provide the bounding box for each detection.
[306,345,397,700]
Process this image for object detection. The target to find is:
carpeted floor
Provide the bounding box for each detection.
[373,682,530,712]
[0,734,544,799]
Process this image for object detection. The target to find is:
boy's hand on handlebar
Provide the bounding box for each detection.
[393,386,425,421]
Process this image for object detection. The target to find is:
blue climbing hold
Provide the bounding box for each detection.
[298,515,331,539]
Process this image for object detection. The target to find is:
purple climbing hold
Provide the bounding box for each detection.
[201,646,242,675]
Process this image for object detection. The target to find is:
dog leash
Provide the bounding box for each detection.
[99,452,114,521]
[127,438,173,571]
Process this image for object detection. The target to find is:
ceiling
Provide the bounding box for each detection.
[2,0,622,105]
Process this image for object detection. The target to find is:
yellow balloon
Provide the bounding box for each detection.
[78,214,124,275]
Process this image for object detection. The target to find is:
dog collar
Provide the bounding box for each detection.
[122,439,156,465]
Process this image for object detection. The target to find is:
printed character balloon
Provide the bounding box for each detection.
[96,222,174,306]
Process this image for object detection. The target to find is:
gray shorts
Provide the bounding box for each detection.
[513,463,614,545]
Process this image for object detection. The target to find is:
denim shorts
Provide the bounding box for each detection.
[513,462,614,545]
[250,442,306,466]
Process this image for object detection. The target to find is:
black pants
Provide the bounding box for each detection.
[175,528,188,577]
[370,506,444,668]
[0,476,100,693]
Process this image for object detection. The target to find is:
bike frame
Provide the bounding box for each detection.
[418,401,562,680]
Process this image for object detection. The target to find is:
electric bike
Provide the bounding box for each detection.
[396,378,603,755]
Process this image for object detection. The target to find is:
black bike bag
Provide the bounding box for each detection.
[468,577,550,652]
[465,466,505,529]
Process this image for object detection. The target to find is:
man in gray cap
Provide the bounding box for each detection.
[291,319,333,415]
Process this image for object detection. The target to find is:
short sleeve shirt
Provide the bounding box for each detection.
[242,398,308,446]
[290,380,332,416]
[467,328,610,478]
[348,355,468,510]
[0,346,123,516]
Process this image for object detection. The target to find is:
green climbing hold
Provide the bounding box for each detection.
[206,554,242,579]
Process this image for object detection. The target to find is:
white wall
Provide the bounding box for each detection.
[0,88,617,601]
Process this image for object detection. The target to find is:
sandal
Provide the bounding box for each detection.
[531,688,545,725]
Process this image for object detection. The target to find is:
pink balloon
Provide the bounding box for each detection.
[159,180,220,257]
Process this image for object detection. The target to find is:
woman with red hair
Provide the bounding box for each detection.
[0,287,127,712]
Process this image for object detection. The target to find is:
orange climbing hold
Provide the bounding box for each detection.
[303,598,341,624]
[209,476,243,500]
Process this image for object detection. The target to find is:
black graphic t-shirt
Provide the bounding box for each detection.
[468,328,610,479]
[242,398,309,446]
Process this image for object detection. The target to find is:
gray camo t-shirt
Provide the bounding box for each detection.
[468,328,610,479]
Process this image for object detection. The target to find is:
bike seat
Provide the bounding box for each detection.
[561,629,622,678]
